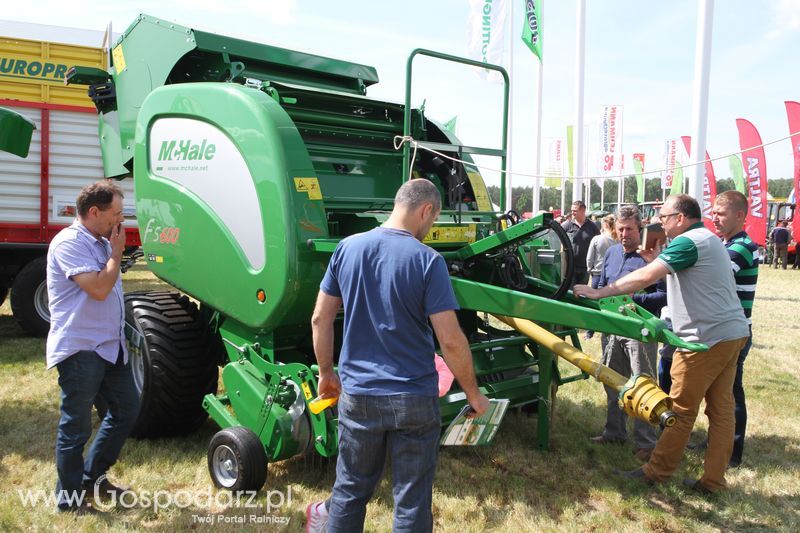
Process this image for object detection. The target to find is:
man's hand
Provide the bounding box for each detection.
[465,392,490,418]
[574,284,602,300]
[636,246,661,263]
[110,223,126,258]
[317,369,341,399]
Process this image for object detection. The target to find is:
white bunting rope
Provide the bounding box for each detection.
[393,131,800,182]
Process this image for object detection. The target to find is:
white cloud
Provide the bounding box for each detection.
[770,0,800,37]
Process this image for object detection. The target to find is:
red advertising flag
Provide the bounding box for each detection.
[785,101,800,241]
[681,136,718,232]
[735,119,768,246]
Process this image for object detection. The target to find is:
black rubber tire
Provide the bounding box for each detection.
[207,426,268,492]
[10,255,50,336]
[125,291,221,438]
[0,285,7,307]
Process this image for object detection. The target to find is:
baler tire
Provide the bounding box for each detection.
[10,256,50,337]
[0,285,7,307]
[125,291,220,438]
[208,426,268,492]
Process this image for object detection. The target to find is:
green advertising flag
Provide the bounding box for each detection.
[670,163,684,196]
[728,154,746,195]
[521,0,543,61]
[634,158,645,203]
[443,115,458,134]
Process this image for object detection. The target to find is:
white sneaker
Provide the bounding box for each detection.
[306,501,329,533]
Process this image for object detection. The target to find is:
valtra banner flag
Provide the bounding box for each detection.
[681,136,717,232]
[785,101,800,241]
[467,0,508,83]
[736,119,768,246]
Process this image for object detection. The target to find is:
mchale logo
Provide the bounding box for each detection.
[157,139,217,161]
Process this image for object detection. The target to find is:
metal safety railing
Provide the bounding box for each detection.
[402,49,510,210]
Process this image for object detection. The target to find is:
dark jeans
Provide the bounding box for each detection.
[658,318,675,394]
[732,331,753,464]
[55,350,140,509]
[590,274,601,290]
[327,392,440,533]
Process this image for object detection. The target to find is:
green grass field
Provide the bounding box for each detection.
[0,266,798,532]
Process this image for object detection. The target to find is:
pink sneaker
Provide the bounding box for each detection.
[306,501,329,533]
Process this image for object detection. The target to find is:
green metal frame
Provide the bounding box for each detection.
[0,107,36,158]
[402,49,510,210]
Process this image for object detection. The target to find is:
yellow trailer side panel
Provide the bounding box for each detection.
[0,36,104,108]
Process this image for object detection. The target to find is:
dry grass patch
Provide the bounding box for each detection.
[0,266,797,531]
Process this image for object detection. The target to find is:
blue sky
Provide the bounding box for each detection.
[6,0,799,189]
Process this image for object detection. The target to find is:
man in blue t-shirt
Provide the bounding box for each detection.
[307,179,489,533]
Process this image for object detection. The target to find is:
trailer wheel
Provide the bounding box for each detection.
[10,256,50,336]
[125,291,220,438]
[208,426,268,492]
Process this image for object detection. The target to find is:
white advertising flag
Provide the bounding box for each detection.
[598,105,624,177]
[544,137,565,186]
[662,139,678,190]
[466,0,509,83]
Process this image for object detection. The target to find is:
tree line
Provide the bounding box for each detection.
[487,177,795,213]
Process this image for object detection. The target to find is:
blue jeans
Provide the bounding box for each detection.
[731,331,752,464]
[55,350,140,508]
[327,392,440,533]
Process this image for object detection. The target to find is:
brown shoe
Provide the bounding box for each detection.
[634,447,654,462]
[613,467,654,485]
[589,435,625,445]
[683,478,715,495]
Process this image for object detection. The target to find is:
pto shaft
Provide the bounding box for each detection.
[492,314,676,428]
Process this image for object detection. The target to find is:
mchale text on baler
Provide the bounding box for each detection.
[67,14,704,492]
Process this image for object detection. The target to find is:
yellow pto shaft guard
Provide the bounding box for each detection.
[493,314,676,428]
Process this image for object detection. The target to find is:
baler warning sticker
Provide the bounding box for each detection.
[301,382,313,400]
[112,44,127,73]
[423,224,477,244]
[294,177,322,200]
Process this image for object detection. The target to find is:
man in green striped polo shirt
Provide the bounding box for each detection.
[712,190,758,468]
[575,194,749,493]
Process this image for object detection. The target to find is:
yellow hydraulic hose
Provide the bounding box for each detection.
[493,314,676,428]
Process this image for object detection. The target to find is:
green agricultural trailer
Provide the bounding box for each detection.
[68,14,702,491]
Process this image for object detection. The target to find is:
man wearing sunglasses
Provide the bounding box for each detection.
[575,194,749,494]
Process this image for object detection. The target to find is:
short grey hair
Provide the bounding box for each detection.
[394,179,441,212]
[616,204,641,226]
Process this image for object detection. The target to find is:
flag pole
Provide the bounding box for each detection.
[532,0,544,214]
[688,0,714,204]
[505,0,515,212]
[573,0,586,203]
